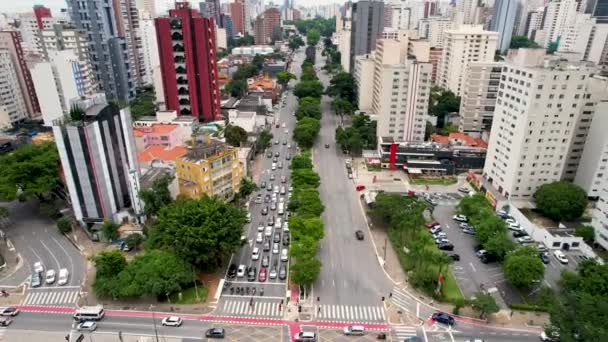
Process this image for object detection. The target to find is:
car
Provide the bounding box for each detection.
[267,217,275,227]
[236,265,246,277]
[77,321,97,331]
[505,218,518,225]
[45,269,56,284]
[325,143,330,148]
[261,255,270,268]
[254,194,262,204]
[517,236,534,244]
[403,338,423,342]
[508,224,523,232]
[272,242,280,254]
[257,223,265,232]
[205,328,226,338]
[263,240,271,252]
[453,214,468,222]
[270,202,277,211]
[227,264,237,278]
[496,210,509,218]
[269,174,275,181]
[433,232,447,239]
[261,181,267,188]
[0,307,19,316]
[261,206,268,215]
[283,234,291,246]
[476,249,488,258]
[161,316,183,327]
[438,243,454,251]
[265,226,273,237]
[347,173,353,179]
[0,317,12,327]
[356,185,365,191]
[432,312,455,326]
[251,247,260,260]
[424,197,438,206]
[459,223,473,229]
[273,232,281,243]
[540,331,560,342]
[512,231,528,238]
[264,194,271,203]
[537,243,548,253]
[457,187,470,194]
[274,140,279,145]
[273,185,280,193]
[278,162,283,169]
[553,250,569,264]
[435,238,450,245]
[247,266,257,281]
[255,232,263,244]
[282,140,287,145]
[539,252,550,264]
[343,325,365,336]
[33,262,44,274]
[258,268,267,282]
[446,253,460,261]
[294,331,316,341]
[286,153,292,160]
[462,228,476,235]
[279,264,287,280]
[430,226,442,235]
[269,267,278,279]
[281,176,287,183]
[425,221,440,229]
[272,162,277,170]
[355,230,364,240]
[30,272,42,288]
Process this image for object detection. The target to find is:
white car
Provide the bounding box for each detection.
[236,264,246,277]
[161,316,182,327]
[283,222,289,233]
[257,223,264,232]
[508,224,523,232]
[517,236,534,244]
[77,321,97,331]
[45,269,56,284]
[33,262,44,274]
[505,218,518,225]
[256,232,263,243]
[272,243,280,254]
[251,247,260,260]
[265,226,272,237]
[453,214,468,222]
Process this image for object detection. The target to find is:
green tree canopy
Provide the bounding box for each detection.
[148,196,246,269]
[290,255,321,286]
[575,225,595,244]
[470,292,500,319]
[225,79,248,98]
[457,194,494,219]
[293,17,336,37]
[294,80,324,99]
[232,63,258,80]
[139,174,173,216]
[290,152,313,169]
[276,71,296,87]
[0,142,60,201]
[296,97,321,120]
[288,35,305,50]
[289,216,324,242]
[306,29,321,46]
[224,124,248,147]
[429,86,461,122]
[129,86,156,120]
[258,129,273,150]
[289,188,324,217]
[101,220,120,241]
[474,214,507,244]
[510,36,540,49]
[125,233,144,252]
[503,247,545,288]
[56,217,71,233]
[292,168,321,188]
[289,235,318,258]
[238,177,257,199]
[326,72,357,104]
[92,250,127,298]
[293,117,321,148]
[534,181,587,221]
[483,234,516,261]
[331,98,354,117]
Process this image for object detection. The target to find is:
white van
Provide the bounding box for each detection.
[58,268,69,286]
[343,325,365,336]
[553,250,569,264]
[275,217,282,230]
[74,305,105,321]
[278,203,284,215]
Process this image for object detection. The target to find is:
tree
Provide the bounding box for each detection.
[534,181,587,221]
[238,177,257,198]
[289,217,324,241]
[101,220,120,241]
[483,234,516,261]
[258,129,273,150]
[288,35,305,51]
[292,168,321,188]
[125,233,144,252]
[290,256,321,286]
[224,124,248,147]
[235,34,255,46]
[139,174,173,216]
[225,79,248,98]
[117,250,195,299]
[293,117,321,148]
[306,29,321,46]
[289,235,318,258]
[326,72,357,104]
[289,188,324,217]
[0,142,60,201]
[92,250,127,298]
[296,97,321,120]
[294,80,324,99]
[470,292,500,319]
[331,98,354,117]
[503,247,545,288]
[276,71,296,88]
[474,214,507,244]
[129,87,156,120]
[56,217,71,234]
[69,105,85,121]
[148,196,246,269]
[290,152,313,169]
[429,87,461,126]
[510,36,540,49]
[438,122,459,136]
[575,225,595,244]
[300,65,318,81]
[457,194,494,220]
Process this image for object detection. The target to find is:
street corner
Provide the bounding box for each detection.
[318,328,385,342]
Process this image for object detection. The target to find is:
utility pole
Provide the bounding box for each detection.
[150,305,159,342]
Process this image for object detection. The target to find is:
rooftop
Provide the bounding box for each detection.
[140,167,175,189]
[431,133,488,149]
[138,145,187,162]
[182,138,229,162]
[133,124,178,137]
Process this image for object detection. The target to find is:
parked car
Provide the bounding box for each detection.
[236,265,246,278]
[33,262,44,274]
[355,230,364,240]
[435,237,450,245]
[161,316,183,327]
[432,312,455,325]
[294,331,316,341]
[462,228,476,235]
[205,328,226,338]
[438,243,454,251]
[77,321,97,331]
[457,187,470,194]
[30,273,41,288]
[433,232,447,239]
[540,331,560,342]
[446,253,460,261]
[45,269,56,284]
[517,236,534,244]
[425,221,440,229]
[539,252,550,264]
[279,264,287,280]
[453,215,468,222]
[430,226,442,235]
[459,223,473,229]
[496,210,509,218]
[247,267,257,281]
[553,250,569,264]
[261,255,270,268]
[512,231,528,238]
[227,264,237,278]
[258,268,267,282]
[269,267,278,279]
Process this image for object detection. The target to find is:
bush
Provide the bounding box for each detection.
[56,217,71,233]
[534,181,587,221]
[509,303,549,312]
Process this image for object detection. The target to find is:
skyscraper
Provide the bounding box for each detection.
[66,0,136,101]
[113,0,146,88]
[155,2,221,122]
[490,0,518,53]
[33,5,52,30]
[230,0,246,35]
[350,0,384,72]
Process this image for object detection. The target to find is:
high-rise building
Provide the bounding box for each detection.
[490,0,518,53]
[199,0,221,24]
[542,0,580,48]
[52,96,143,225]
[230,0,246,36]
[456,0,482,25]
[458,62,503,137]
[358,33,431,142]
[136,0,156,17]
[524,7,545,41]
[40,24,97,96]
[113,0,146,88]
[0,31,41,118]
[337,3,353,71]
[18,14,44,54]
[418,16,454,47]
[0,50,28,128]
[221,14,235,38]
[354,53,375,112]
[592,0,608,23]
[139,18,160,86]
[66,0,136,101]
[155,2,221,122]
[437,25,498,96]
[253,15,265,45]
[254,7,281,45]
[350,0,385,72]
[33,5,52,30]
[482,49,604,200]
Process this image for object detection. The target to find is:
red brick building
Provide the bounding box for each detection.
[229,0,246,35]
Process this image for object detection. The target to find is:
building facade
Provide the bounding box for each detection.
[139,18,160,85]
[349,0,384,72]
[0,50,28,128]
[229,0,246,36]
[437,25,498,97]
[113,0,146,88]
[52,98,142,225]
[490,0,518,53]
[33,5,52,29]
[155,2,221,122]
[458,62,503,137]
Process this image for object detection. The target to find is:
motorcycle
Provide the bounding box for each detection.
[240,287,244,295]
[260,289,264,296]
[236,287,240,294]
[230,287,234,295]
[246,287,250,295]
[252,287,256,295]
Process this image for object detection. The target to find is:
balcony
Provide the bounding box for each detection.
[170,19,182,30]
[173,44,184,52]
[171,32,183,41]
[178,87,188,95]
[180,108,191,115]
[174,55,185,63]
[176,77,188,85]
[179,98,190,105]
[175,66,186,74]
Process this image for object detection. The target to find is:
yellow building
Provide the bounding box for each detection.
[176,136,244,201]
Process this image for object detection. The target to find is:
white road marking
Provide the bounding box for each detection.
[469,262,477,273]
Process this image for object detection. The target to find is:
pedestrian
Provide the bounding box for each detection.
[389,292,392,299]
[317,296,320,302]
[318,306,321,314]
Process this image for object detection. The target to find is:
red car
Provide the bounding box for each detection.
[258,268,267,282]
[356,185,366,191]
[425,221,440,229]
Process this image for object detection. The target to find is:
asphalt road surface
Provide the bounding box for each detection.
[312,52,392,308]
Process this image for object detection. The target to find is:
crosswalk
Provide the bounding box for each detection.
[315,304,386,322]
[393,326,418,340]
[218,299,283,318]
[390,286,415,313]
[23,289,79,306]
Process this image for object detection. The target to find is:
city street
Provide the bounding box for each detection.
[0,200,86,306]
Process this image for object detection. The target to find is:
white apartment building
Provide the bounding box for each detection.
[542,0,579,48]
[591,179,608,250]
[483,48,598,200]
[18,14,42,54]
[458,61,503,137]
[366,36,431,142]
[0,50,28,128]
[418,16,454,48]
[456,0,482,25]
[526,8,545,41]
[139,18,160,85]
[437,25,498,97]
[354,53,375,112]
[557,13,608,66]
[337,5,353,72]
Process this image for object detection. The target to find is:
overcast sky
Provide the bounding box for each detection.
[0,0,343,14]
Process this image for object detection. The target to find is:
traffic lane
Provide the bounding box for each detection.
[452,323,542,342]
[8,311,74,331]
